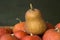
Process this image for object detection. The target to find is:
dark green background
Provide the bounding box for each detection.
[0,0,60,26]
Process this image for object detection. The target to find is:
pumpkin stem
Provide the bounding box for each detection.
[11,34,14,36]
[55,27,60,32]
[16,17,21,22]
[30,33,33,36]
[30,3,33,10]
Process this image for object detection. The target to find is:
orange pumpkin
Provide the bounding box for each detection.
[42,29,60,40]
[13,22,25,33]
[0,28,11,37]
[0,34,18,40]
[21,35,41,40]
[14,30,28,39]
[4,27,13,34]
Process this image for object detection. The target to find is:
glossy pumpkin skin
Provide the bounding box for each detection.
[13,22,25,33]
[14,31,28,39]
[0,34,18,40]
[21,35,41,40]
[42,29,60,40]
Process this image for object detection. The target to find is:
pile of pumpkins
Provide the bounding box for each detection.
[0,3,60,40]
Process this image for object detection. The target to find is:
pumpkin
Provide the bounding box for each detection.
[21,34,41,40]
[42,29,60,40]
[14,30,28,39]
[13,22,25,33]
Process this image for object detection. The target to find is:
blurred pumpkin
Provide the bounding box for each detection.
[42,29,60,40]
[0,27,11,37]
[21,34,41,40]
[0,34,18,40]
[13,22,25,33]
[14,30,28,39]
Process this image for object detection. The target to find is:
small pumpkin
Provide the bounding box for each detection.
[42,29,60,40]
[13,22,25,33]
[21,34,41,40]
